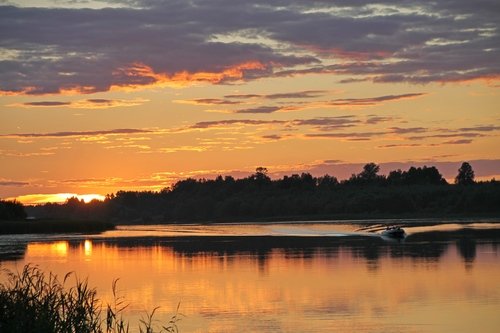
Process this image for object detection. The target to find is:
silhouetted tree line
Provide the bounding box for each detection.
[0,200,26,220]
[25,162,499,222]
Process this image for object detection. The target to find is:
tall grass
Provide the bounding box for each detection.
[0,265,181,333]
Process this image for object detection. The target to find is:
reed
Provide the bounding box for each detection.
[0,265,180,333]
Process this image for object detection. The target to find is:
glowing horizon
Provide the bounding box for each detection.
[7,193,106,205]
[1,1,499,201]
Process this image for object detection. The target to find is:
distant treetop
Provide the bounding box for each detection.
[455,162,475,185]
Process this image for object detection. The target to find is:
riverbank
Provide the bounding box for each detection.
[114,211,500,225]
[2,214,499,235]
[0,219,115,234]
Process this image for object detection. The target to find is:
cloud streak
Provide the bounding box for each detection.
[1,128,152,139]
[234,106,282,114]
[225,90,327,100]
[0,180,29,187]
[327,93,426,106]
[12,98,148,109]
[21,101,71,107]
[185,91,426,114]
[189,119,286,130]
[4,114,494,146]
[175,98,242,106]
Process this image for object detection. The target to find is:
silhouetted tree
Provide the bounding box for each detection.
[360,163,380,181]
[346,163,385,185]
[455,162,475,185]
[387,166,446,185]
[406,166,447,185]
[251,167,271,186]
[317,174,338,189]
[0,200,27,220]
[280,174,303,190]
[171,178,198,193]
[300,173,316,190]
[387,169,404,185]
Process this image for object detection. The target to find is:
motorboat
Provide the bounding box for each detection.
[381,226,406,238]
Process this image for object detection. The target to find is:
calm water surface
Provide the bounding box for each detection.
[1,220,500,333]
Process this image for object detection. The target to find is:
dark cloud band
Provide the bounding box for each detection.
[2,128,151,138]
[1,1,498,94]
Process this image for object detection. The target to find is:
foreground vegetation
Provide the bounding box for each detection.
[0,265,180,333]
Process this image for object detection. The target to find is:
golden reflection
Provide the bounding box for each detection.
[26,241,69,258]
[84,240,92,257]
[8,238,500,333]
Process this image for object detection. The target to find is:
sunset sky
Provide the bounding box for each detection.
[1,0,499,204]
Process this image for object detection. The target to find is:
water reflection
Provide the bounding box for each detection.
[84,239,92,257]
[1,228,500,333]
[27,241,69,259]
[457,238,477,271]
[1,231,498,272]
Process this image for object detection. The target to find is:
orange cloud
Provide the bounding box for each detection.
[11,98,148,109]
[111,61,267,91]
[73,98,148,109]
[1,61,268,96]
[436,74,500,85]
[0,86,40,96]
[0,149,56,157]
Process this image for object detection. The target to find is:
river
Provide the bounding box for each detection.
[1,219,499,333]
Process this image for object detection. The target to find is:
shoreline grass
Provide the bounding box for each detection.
[0,265,181,333]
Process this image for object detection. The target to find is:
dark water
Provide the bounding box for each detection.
[1,221,499,332]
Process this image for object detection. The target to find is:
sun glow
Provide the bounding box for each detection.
[8,193,105,205]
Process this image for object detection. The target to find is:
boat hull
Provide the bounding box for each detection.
[381,228,406,238]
